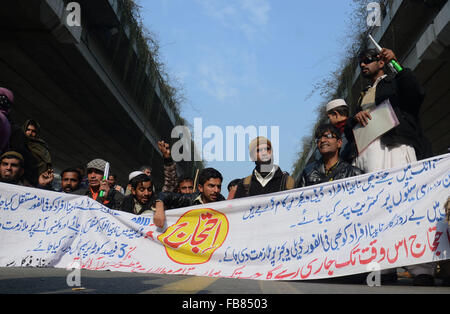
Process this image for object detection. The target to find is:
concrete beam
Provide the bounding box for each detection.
[40,0,82,44]
[416,23,446,60]
[416,0,450,60]
[434,0,450,46]
[74,35,162,157]
[103,0,177,126]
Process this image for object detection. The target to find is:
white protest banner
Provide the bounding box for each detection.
[0,154,449,280]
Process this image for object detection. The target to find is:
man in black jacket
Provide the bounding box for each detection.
[120,173,155,215]
[74,158,124,210]
[347,48,435,286]
[153,168,225,228]
[297,124,363,187]
[345,48,432,173]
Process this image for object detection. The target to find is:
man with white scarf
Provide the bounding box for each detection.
[234,136,294,198]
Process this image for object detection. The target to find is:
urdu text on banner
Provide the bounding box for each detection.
[0,154,449,280]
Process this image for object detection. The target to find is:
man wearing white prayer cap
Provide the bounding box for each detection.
[124,171,146,196]
[318,99,355,163]
[129,171,145,182]
[326,99,349,126]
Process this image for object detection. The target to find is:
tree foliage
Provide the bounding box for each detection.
[291,0,391,179]
[118,0,204,171]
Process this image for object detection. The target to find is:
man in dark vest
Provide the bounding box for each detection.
[234,136,294,198]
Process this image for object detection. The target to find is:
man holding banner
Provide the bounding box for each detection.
[0,149,449,286]
[297,124,363,188]
[153,167,225,228]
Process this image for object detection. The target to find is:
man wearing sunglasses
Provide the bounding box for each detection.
[297,124,363,188]
[345,48,431,174]
[346,48,435,286]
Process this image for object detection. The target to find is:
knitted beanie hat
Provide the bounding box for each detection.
[0,151,24,163]
[248,136,272,161]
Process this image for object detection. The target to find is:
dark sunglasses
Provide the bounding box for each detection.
[359,56,379,65]
[0,95,11,110]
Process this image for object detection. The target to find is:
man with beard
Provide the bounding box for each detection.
[346,48,435,286]
[297,124,363,187]
[234,136,294,198]
[60,168,83,193]
[0,151,25,185]
[120,173,155,215]
[21,119,52,186]
[345,48,432,173]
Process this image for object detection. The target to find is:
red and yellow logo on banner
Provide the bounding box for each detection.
[158,208,229,265]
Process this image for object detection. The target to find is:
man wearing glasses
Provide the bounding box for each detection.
[297,124,363,188]
[309,99,356,165]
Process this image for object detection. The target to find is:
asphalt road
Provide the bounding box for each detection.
[1,267,450,295]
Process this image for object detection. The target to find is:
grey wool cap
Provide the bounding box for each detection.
[86,158,107,173]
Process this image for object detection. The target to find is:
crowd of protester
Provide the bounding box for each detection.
[0,46,448,286]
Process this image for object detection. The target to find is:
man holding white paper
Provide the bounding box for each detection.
[345,47,434,285]
[345,47,431,174]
